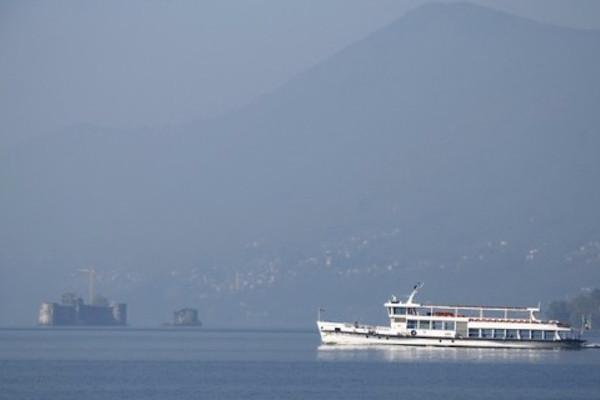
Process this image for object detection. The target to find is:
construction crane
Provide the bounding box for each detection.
[78,267,96,304]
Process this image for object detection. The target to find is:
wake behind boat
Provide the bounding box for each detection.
[317,283,584,349]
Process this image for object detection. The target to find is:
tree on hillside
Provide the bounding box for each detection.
[546,288,600,330]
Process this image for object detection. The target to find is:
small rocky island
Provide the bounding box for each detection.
[172,308,202,327]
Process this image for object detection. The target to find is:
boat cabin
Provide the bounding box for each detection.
[383,285,573,342]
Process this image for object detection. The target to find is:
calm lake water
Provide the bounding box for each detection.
[1,328,599,400]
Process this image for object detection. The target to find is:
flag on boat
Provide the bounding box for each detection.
[582,315,591,330]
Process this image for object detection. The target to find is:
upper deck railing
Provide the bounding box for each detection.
[387,283,543,320]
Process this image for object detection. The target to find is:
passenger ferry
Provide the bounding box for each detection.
[317,284,584,349]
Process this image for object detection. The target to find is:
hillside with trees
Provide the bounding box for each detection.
[546,288,600,331]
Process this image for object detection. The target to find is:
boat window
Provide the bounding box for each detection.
[407,320,417,329]
[493,329,505,339]
[532,330,543,340]
[418,320,431,329]
[506,329,517,339]
[432,321,443,330]
[544,331,555,341]
[469,329,480,338]
[481,329,492,338]
[519,330,531,340]
[557,331,570,340]
[393,307,407,315]
[444,321,455,331]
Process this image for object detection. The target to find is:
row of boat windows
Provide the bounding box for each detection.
[391,307,456,317]
[404,321,559,341]
[391,307,417,316]
[406,320,455,331]
[468,329,557,340]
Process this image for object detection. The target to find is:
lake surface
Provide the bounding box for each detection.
[1,328,599,399]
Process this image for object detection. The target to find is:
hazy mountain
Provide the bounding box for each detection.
[2,3,599,327]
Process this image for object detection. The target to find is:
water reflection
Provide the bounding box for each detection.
[317,345,564,363]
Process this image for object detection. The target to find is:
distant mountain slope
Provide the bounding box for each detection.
[2,3,599,326]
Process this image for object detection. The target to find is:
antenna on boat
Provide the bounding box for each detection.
[407,282,423,304]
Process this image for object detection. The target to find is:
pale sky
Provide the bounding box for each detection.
[1,0,599,149]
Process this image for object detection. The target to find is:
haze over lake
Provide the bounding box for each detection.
[1,1,599,328]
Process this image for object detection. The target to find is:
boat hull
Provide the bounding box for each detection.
[318,321,584,349]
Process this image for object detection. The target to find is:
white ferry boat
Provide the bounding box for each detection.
[317,284,584,349]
